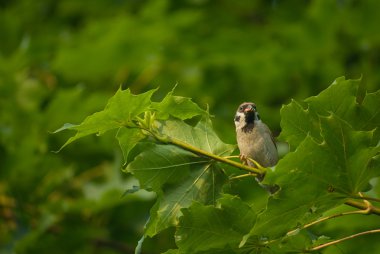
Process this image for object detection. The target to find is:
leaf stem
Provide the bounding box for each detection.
[307,229,380,252]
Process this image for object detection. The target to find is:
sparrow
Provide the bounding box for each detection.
[234,102,279,181]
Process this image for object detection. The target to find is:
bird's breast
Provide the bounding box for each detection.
[236,122,278,167]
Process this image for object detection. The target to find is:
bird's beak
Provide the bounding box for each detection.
[244,105,253,112]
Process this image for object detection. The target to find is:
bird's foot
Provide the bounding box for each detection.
[223,155,264,170]
[239,154,248,165]
[238,155,265,170]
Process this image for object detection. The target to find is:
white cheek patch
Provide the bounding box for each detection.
[234,112,246,128]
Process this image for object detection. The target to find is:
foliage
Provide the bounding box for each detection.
[55,77,380,253]
[2,1,380,254]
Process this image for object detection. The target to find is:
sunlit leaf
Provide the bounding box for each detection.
[55,88,157,150]
[159,118,236,156]
[152,88,208,120]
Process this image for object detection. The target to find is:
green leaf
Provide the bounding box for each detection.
[125,119,234,236]
[126,143,205,191]
[360,90,380,128]
[116,127,146,164]
[307,77,380,138]
[52,123,78,133]
[175,195,257,253]
[278,99,320,149]
[319,114,380,193]
[305,77,359,119]
[357,90,380,142]
[55,88,157,150]
[159,118,236,156]
[264,230,322,253]
[152,88,208,120]
[145,165,227,237]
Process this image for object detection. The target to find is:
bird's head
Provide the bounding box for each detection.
[234,102,260,129]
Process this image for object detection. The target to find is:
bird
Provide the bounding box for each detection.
[234,102,279,183]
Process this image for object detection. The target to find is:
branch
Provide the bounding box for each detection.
[345,199,380,215]
[168,137,265,175]
[307,229,380,252]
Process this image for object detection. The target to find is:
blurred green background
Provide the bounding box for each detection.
[1,0,380,253]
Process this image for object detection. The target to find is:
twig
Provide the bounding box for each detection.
[345,199,380,215]
[351,195,380,203]
[287,196,379,237]
[307,229,380,252]
[286,210,367,236]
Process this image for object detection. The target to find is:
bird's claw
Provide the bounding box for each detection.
[239,154,248,165]
[239,154,264,170]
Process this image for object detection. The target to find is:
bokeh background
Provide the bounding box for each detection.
[1,0,380,253]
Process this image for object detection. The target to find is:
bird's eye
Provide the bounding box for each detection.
[239,106,243,111]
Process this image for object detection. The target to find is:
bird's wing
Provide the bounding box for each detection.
[262,123,277,148]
